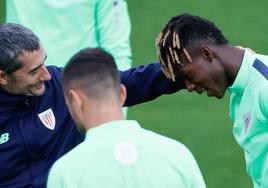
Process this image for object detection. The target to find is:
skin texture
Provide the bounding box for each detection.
[64,84,126,134]
[0,47,51,96]
[176,44,244,99]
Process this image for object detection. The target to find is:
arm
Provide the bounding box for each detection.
[95,0,132,71]
[47,165,65,188]
[121,62,185,106]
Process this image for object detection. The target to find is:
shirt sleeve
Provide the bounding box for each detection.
[95,0,132,71]
[120,62,185,106]
[47,165,65,188]
[174,143,207,188]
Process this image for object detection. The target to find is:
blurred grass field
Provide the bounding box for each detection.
[1,0,268,187]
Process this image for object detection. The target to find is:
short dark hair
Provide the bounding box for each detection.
[62,48,120,99]
[156,13,228,81]
[0,23,41,74]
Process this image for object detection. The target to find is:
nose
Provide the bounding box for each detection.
[185,80,195,92]
[39,65,51,81]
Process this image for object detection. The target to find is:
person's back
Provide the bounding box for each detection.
[48,119,206,188]
[47,47,206,188]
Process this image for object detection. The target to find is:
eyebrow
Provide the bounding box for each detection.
[28,54,47,74]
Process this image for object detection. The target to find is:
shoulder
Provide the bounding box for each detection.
[48,142,85,181]
[143,129,193,156]
[247,56,268,121]
[250,54,268,80]
[144,130,204,182]
[258,86,268,121]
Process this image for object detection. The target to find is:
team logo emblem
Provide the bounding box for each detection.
[38,108,55,130]
[0,133,9,144]
[242,113,251,134]
[114,141,138,165]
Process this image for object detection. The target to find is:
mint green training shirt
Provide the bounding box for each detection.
[229,49,268,188]
[47,120,206,188]
[6,0,132,70]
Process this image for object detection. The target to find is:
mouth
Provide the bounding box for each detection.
[195,88,206,94]
[34,82,44,89]
[206,89,222,98]
[206,89,213,96]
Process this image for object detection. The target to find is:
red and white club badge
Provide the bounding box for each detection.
[38,108,56,130]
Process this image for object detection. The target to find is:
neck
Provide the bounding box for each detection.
[83,100,125,131]
[215,45,245,86]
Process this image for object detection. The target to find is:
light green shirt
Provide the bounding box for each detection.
[47,120,206,188]
[229,49,268,188]
[6,0,132,70]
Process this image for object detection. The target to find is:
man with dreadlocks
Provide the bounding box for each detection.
[156,13,268,188]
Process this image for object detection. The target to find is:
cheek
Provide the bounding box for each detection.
[195,75,211,87]
[197,62,219,82]
[210,64,226,82]
[204,69,227,93]
[12,81,28,91]
[192,66,210,84]
[215,72,228,90]
[19,77,37,86]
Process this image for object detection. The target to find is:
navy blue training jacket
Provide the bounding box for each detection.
[0,63,185,188]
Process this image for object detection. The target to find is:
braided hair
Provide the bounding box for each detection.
[156,13,228,81]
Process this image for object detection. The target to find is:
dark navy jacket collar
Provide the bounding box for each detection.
[0,87,29,107]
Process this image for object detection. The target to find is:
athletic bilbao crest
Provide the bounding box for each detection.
[38,108,55,130]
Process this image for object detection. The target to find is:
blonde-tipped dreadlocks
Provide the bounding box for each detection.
[156,13,228,81]
[156,30,192,82]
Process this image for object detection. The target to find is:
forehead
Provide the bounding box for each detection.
[179,44,199,61]
[16,47,46,73]
[177,45,203,66]
[174,47,205,75]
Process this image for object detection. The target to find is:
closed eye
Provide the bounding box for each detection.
[185,74,193,81]
[28,63,44,76]
[29,69,38,75]
[178,69,193,81]
[28,55,47,76]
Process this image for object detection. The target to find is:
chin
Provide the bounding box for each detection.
[215,91,225,99]
[32,84,46,96]
[31,86,46,96]
[215,95,224,99]
[207,90,224,99]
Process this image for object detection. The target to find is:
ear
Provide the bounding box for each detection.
[0,70,8,85]
[200,45,213,62]
[67,89,83,111]
[119,84,127,107]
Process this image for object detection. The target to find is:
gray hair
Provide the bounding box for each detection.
[0,23,40,74]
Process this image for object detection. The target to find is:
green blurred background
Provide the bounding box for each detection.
[1,0,268,187]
